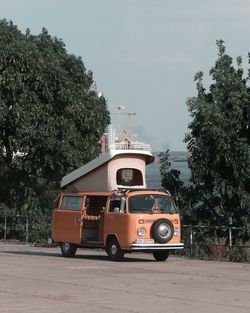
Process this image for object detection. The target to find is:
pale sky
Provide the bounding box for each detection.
[1,0,250,151]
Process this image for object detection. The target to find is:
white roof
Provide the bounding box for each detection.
[60,149,154,188]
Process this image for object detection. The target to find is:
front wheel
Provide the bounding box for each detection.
[106,237,124,261]
[60,242,77,258]
[153,250,169,261]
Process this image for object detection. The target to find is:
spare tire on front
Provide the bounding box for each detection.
[152,219,174,243]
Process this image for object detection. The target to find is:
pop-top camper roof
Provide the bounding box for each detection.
[61,149,154,192]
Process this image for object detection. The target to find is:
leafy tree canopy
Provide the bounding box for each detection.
[159,149,183,203]
[0,20,110,212]
[185,40,250,230]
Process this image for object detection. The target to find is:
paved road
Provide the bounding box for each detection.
[0,243,250,313]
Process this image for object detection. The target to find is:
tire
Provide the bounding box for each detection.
[106,237,124,261]
[152,219,174,243]
[60,242,77,258]
[153,250,169,261]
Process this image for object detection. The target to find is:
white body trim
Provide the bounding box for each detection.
[130,243,184,250]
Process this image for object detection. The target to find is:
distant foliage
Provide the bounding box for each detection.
[158,149,184,206]
[0,20,110,226]
[185,40,250,237]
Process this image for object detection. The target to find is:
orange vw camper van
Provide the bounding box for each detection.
[52,148,184,261]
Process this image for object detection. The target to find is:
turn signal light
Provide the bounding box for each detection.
[174,219,179,225]
[139,219,144,224]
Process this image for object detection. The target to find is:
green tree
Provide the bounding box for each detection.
[185,40,250,233]
[0,20,110,217]
[158,149,184,206]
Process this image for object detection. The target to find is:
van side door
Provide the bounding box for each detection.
[52,195,83,244]
[104,197,130,248]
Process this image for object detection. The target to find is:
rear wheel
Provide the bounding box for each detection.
[60,242,77,257]
[153,250,169,261]
[106,237,124,261]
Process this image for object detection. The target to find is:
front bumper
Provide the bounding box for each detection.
[130,243,184,251]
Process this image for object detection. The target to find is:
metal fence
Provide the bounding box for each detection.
[181,225,250,262]
[0,212,249,262]
[0,212,51,245]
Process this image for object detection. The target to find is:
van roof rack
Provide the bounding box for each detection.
[112,188,171,195]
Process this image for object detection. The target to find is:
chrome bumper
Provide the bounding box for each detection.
[130,243,184,250]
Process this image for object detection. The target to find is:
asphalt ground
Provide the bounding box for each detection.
[0,243,250,313]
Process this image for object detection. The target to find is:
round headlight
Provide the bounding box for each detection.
[137,227,146,237]
[174,228,180,236]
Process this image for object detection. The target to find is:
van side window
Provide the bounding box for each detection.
[61,196,83,211]
[85,196,108,216]
[109,197,126,213]
[109,198,121,212]
[116,168,143,186]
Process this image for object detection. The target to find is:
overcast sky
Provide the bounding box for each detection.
[1,0,250,151]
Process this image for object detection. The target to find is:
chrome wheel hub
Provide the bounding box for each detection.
[111,244,117,255]
[158,223,170,238]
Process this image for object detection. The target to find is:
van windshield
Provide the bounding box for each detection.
[128,194,176,214]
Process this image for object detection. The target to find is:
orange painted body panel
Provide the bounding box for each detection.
[52,210,82,244]
[52,190,183,251]
[103,212,181,250]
